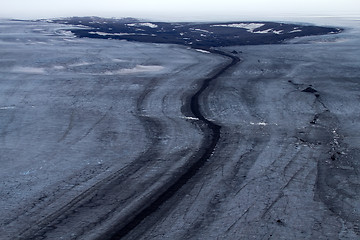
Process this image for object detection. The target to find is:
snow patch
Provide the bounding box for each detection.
[194,49,210,54]
[89,32,156,37]
[104,65,164,75]
[52,65,65,70]
[289,29,302,33]
[253,29,283,34]
[69,62,92,67]
[12,66,45,74]
[112,58,127,63]
[194,29,213,33]
[89,32,131,36]
[250,122,268,126]
[0,106,15,110]
[63,39,77,42]
[272,30,284,35]
[126,23,158,28]
[211,23,264,33]
[57,30,75,38]
[253,29,273,34]
[182,116,199,121]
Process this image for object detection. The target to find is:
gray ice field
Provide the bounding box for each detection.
[0,18,359,239]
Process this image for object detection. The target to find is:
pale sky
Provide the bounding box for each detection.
[1,0,359,21]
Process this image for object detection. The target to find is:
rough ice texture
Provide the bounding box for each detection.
[0,19,225,239]
[129,21,360,240]
[0,18,359,240]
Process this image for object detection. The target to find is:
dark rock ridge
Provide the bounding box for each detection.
[49,17,342,48]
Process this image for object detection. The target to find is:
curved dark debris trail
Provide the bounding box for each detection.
[105,49,240,240]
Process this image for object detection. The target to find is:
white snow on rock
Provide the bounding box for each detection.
[211,23,265,33]
[126,23,158,28]
[89,32,134,36]
[253,29,273,34]
[103,65,164,75]
[194,29,212,33]
[89,32,155,37]
[253,29,284,34]
[190,28,213,34]
[272,30,284,35]
[289,29,302,33]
